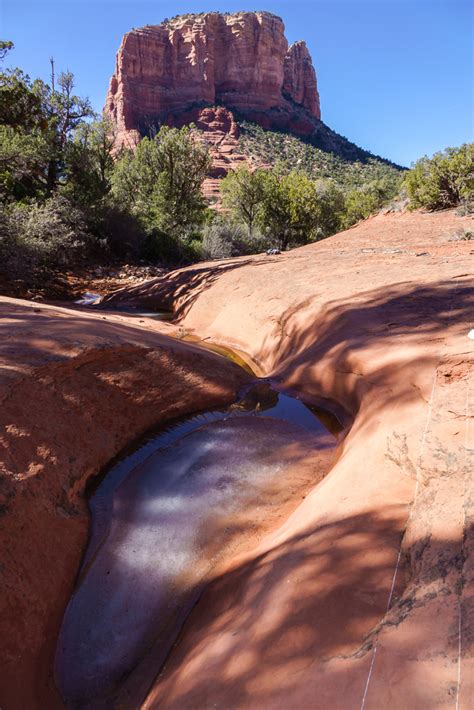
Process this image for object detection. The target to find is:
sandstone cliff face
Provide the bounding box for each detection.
[283,40,320,117]
[105,11,321,147]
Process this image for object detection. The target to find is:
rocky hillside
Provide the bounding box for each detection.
[105,11,320,149]
[104,10,403,193]
[238,121,403,188]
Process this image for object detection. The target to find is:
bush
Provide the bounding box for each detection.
[455,197,474,216]
[140,229,186,264]
[257,170,346,249]
[448,227,474,242]
[343,176,401,226]
[404,144,474,211]
[98,206,145,260]
[201,219,248,259]
[12,195,92,264]
[0,195,96,287]
[111,126,211,238]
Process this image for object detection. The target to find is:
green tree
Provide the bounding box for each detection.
[258,170,345,249]
[221,167,267,236]
[64,117,116,204]
[0,41,13,61]
[0,125,49,201]
[310,179,346,236]
[404,144,474,210]
[112,125,211,238]
[0,65,94,201]
[0,68,45,130]
[37,71,93,193]
[0,51,123,280]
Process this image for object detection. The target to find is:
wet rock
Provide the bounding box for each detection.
[105,208,474,710]
[0,302,250,709]
[56,416,335,706]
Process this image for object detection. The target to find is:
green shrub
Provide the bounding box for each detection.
[98,206,145,260]
[13,195,91,264]
[201,219,249,259]
[343,177,401,226]
[257,170,346,249]
[0,195,96,287]
[404,144,474,210]
[111,126,211,239]
[455,196,474,216]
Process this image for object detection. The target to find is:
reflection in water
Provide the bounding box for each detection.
[55,383,343,708]
[185,338,258,375]
[74,293,174,321]
[112,308,174,321]
[75,292,102,306]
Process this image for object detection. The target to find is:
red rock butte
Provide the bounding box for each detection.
[104,11,321,148]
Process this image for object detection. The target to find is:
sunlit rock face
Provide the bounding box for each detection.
[55,403,336,708]
[104,11,321,148]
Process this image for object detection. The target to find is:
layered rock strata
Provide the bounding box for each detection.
[104,11,321,148]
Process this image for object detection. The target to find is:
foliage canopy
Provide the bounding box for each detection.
[112,126,211,238]
[404,144,473,210]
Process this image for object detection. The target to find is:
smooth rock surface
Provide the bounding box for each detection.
[56,412,335,707]
[0,300,250,709]
[1,207,472,709]
[106,209,473,710]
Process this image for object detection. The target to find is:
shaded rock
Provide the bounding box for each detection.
[105,209,474,710]
[0,299,250,709]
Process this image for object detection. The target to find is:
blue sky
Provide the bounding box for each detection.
[2,0,473,167]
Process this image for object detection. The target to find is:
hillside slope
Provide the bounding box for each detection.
[104,10,404,200]
[238,119,404,184]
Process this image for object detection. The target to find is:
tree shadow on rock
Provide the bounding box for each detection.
[145,512,470,709]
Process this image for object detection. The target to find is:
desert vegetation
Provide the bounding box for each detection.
[0,43,215,292]
[220,167,346,250]
[1,40,472,295]
[238,121,403,188]
[403,144,473,211]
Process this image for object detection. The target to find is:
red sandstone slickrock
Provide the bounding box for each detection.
[0,209,472,709]
[106,209,474,710]
[104,11,321,149]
